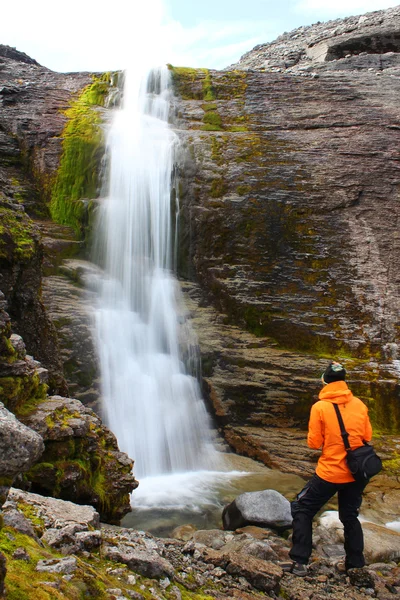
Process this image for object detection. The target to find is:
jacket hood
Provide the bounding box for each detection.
[318,380,353,404]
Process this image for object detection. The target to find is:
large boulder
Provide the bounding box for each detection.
[0,402,44,479]
[5,487,100,528]
[0,402,44,505]
[222,489,292,532]
[315,511,400,564]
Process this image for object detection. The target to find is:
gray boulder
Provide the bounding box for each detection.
[222,489,292,532]
[5,488,100,530]
[0,403,44,479]
[0,402,44,505]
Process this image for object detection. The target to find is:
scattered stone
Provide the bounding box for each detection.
[103,545,175,579]
[160,577,171,589]
[75,529,102,551]
[36,557,77,574]
[225,556,282,593]
[171,524,197,541]
[12,547,30,561]
[2,507,40,540]
[347,567,376,589]
[41,523,87,549]
[126,591,146,600]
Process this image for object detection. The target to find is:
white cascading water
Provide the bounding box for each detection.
[94,65,217,480]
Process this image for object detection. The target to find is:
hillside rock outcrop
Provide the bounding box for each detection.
[230,5,400,75]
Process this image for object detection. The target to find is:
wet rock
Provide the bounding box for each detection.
[362,522,400,564]
[41,259,102,408]
[171,524,197,541]
[222,489,292,531]
[191,529,232,550]
[315,511,400,564]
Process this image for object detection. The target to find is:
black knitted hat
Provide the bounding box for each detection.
[321,362,346,384]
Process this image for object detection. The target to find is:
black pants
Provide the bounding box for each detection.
[289,473,367,568]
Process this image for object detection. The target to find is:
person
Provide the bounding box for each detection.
[282,361,373,577]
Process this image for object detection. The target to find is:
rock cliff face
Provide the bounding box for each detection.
[170,6,400,446]
[0,45,93,391]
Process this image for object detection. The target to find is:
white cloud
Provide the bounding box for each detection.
[0,0,279,72]
[294,0,399,18]
[162,18,280,69]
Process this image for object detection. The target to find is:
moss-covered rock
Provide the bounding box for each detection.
[20,395,137,524]
[49,74,113,238]
[0,207,38,263]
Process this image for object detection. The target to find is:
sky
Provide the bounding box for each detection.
[1,0,399,73]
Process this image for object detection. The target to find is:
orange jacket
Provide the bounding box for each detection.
[307,381,373,483]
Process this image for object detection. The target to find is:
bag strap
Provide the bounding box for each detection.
[333,404,351,451]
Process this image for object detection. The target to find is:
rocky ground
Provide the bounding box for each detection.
[1,487,400,599]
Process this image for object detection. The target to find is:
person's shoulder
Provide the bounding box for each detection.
[349,393,368,411]
[311,399,325,412]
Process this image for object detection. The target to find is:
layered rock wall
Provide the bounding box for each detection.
[170,26,400,436]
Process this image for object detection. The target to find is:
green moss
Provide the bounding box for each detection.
[201,111,223,132]
[50,74,111,237]
[0,372,47,416]
[229,125,248,132]
[382,454,400,475]
[169,66,207,100]
[236,184,251,196]
[201,102,217,112]
[0,208,37,262]
[202,71,215,101]
[45,407,82,431]
[16,502,45,536]
[210,178,227,198]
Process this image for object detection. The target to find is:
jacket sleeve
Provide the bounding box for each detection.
[307,403,324,449]
[364,410,373,442]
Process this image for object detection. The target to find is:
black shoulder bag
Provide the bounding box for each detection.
[333,404,382,482]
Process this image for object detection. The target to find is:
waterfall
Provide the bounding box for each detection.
[93,66,216,479]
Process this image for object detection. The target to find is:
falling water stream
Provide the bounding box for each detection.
[92,64,304,535]
[94,66,218,476]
